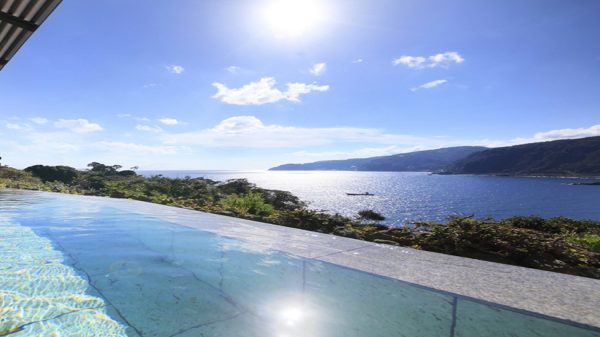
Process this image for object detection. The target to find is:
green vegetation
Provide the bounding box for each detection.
[357,209,386,223]
[220,192,275,217]
[447,136,600,176]
[24,165,78,184]
[1,163,599,279]
[567,234,600,253]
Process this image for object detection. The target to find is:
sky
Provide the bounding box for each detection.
[1,0,599,170]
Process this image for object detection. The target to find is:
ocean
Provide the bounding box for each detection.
[140,170,600,226]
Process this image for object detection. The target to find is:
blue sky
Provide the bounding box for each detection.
[1,0,599,169]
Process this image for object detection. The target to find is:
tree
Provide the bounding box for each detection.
[86,162,122,176]
[118,170,137,177]
[357,209,386,224]
[77,172,106,190]
[24,165,78,184]
[217,179,255,195]
[260,189,305,211]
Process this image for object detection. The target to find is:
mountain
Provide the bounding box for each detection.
[446,136,600,176]
[270,146,487,172]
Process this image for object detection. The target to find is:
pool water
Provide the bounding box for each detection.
[1,190,599,337]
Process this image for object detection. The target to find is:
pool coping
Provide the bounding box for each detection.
[4,189,600,330]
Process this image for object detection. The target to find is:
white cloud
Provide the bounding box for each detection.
[13,133,81,154]
[393,51,464,69]
[5,123,26,130]
[7,131,88,158]
[284,82,330,102]
[161,116,600,155]
[116,114,151,121]
[5,113,599,170]
[95,142,180,155]
[509,124,600,145]
[27,131,74,143]
[309,62,327,76]
[163,116,426,148]
[212,78,280,105]
[292,145,426,161]
[54,119,103,133]
[284,124,600,162]
[393,55,426,68]
[429,51,464,66]
[411,79,448,92]
[136,124,163,133]
[226,66,241,73]
[3,127,183,168]
[29,117,48,125]
[212,77,329,105]
[142,83,159,88]
[158,118,179,126]
[165,65,185,74]
[352,58,364,64]
[452,124,600,149]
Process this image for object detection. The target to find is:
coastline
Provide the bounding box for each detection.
[433,172,600,179]
[268,168,600,179]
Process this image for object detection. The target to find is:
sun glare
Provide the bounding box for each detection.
[279,305,305,326]
[262,0,327,38]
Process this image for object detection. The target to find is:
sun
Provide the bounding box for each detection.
[261,0,327,38]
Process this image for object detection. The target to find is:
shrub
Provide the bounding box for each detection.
[503,215,600,235]
[357,209,386,223]
[24,165,78,184]
[217,179,255,195]
[501,215,560,233]
[567,234,600,253]
[259,189,306,211]
[219,191,274,217]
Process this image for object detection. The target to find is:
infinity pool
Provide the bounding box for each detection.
[1,190,599,337]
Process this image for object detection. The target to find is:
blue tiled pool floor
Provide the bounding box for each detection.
[1,190,599,337]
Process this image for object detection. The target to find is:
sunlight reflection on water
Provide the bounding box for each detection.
[142,170,600,225]
[0,219,127,336]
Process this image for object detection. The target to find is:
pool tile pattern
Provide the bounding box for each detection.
[0,222,128,336]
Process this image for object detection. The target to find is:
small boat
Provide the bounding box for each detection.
[346,192,375,196]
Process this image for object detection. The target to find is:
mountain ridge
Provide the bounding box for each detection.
[446,136,600,176]
[270,146,487,172]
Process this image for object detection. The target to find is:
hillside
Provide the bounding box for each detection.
[447,136,600,176]
[270,146,487,171]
